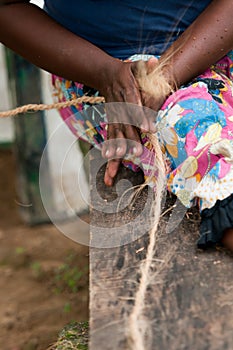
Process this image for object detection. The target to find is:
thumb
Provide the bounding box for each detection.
[146,57,159,74]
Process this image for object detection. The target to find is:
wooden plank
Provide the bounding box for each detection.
[90,149,233,350]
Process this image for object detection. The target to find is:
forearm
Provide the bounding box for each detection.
[160,0,233,88]
[0,2,118,91]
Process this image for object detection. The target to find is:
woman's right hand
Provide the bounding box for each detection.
[100,58,168,186]
[97,59,143,186]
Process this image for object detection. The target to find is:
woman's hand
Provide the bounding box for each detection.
[100,58,166,186]
[98,60,142,186]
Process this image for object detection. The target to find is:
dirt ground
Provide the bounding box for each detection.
[0,149,89,350]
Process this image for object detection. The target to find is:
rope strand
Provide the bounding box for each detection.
[0,95,105,118]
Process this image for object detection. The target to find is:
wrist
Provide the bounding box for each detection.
[90,55,122,94]
[158,58,179,92]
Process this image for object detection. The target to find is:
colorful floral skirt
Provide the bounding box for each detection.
[51,51,233,248]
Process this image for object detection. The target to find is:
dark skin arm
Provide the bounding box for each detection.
[0,0,145,185]
[136,0,233,114]
[159,0,233,89]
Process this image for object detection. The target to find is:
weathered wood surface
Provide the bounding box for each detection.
[90,149,233,350]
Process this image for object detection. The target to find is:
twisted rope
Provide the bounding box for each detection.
[126,60,173,350]
[0,95,105,118]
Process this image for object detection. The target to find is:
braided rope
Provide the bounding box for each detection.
[0,95,105,118]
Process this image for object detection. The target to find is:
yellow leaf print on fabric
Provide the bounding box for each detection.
[166,144,178,158]
[160,128,178,158]
[180,156,198,178]
[194,123,222,152]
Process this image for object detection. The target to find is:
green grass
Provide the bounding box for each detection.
[54,253,88,294]
[49,321,89,350]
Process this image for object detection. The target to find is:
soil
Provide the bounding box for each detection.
[0,149,89,350]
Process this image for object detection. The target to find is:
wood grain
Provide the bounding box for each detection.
[90,149,233,350]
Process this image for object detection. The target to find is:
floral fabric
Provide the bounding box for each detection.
[51,51,233,212]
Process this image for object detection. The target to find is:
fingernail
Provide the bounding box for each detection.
[150,124,156,132]
[133,147,138,154]
[141,123,148,131]
[116,147,122,154]
[105,150,110,157]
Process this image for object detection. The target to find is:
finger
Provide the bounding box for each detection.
[121,101,149,132]
[135,102,150,132]
[140,92,160,132]
[104,158,121,187]
[145,103,158,133]
[147,57,159,74]
[122,124,143,156]
[115,135,127,157]
[148,118,157,133]
[102,123,118,158]
[115,89,144,128]
[102,124,127,158]
[101,138,116,159]
[143,92,164,112]
[140,118,150,132]
[145,105,158,133]
[121,84,150,131]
